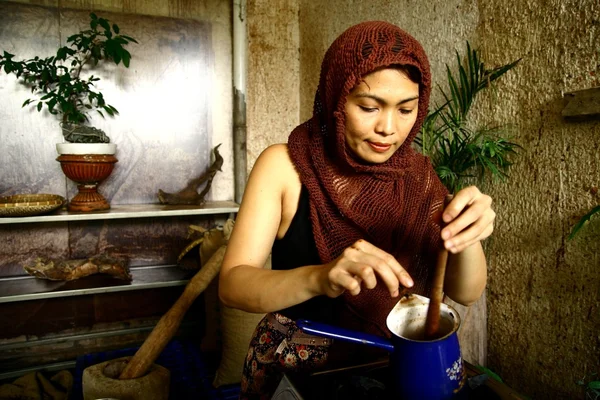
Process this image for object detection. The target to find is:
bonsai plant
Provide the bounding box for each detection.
[0,12,137,145]
[0,12,138,212]
[414,42,522,193]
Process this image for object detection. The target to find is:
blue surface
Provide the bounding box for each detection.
[72,339,240,400]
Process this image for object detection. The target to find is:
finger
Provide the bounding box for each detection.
[445,215,495,253]
[442,194,492,240]
[346,248,413,297]
[358,240,414,290]
[448,223,494,253]
[348,240,413,293]
[451,207,495,243]
[343,262,386,291]
[355,267,377,290]
[442,200,487,240]
[334,272,362,296]
[442,186,481,224]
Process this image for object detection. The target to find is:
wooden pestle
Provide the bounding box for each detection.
[424,194,453,340]
[118,245,226,380]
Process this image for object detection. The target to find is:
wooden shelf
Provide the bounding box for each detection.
[0,265,195,304]
[0,202,238,304]
[0,201,239,225]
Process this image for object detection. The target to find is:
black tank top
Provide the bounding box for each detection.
[272,186,340,322]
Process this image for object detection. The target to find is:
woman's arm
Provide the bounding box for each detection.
[444,241,487,306]
[440,186,494,306]
[219,144,325,313]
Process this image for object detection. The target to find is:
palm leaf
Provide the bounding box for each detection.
[416,41,522,192]
[568,205,600,240]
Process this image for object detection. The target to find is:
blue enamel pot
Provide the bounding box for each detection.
[296,293,466,400]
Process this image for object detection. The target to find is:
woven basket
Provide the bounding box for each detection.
[0,194,66,217]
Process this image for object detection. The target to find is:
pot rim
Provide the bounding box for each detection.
[56,142,117,155]
[386,293,461,342]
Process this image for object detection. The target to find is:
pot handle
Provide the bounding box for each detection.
[296,319,395,352]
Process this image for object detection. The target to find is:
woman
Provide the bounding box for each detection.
[219,21,494,399]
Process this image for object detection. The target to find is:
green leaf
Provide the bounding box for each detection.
[91,45,102,61]
[56,47,67,60]
[568,205,600,240]
[120,35,139,44]
[112,47,122,64]
[37,102,43,112]
[99,18,111,32]
[113,23,120,34]
[121,49,131,67]
[47,98,57,113]
[103,105,115,116]
[589,381,600,390]
[474,365,503,383]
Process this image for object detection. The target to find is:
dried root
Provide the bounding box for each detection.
[23,255,131,281]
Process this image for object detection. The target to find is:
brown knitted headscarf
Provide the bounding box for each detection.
[288,21,448,336]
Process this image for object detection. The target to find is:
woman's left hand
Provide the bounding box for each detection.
[440,186,495,254]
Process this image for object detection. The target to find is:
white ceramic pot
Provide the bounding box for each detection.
[56,143,117,155]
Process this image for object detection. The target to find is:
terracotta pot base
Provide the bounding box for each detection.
[56,154,118,212]
[68,185,110,212]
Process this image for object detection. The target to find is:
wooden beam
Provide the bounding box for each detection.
[562,87,600,121]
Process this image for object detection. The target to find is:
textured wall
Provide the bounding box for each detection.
[473,1,600,399]
[246,0,299,172]
[247,0,600,398]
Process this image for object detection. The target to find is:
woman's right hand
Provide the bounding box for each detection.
[320,239,414,298]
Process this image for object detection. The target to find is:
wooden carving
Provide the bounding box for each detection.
[157,144,223,205]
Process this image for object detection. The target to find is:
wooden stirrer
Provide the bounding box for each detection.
[424,194,453,340]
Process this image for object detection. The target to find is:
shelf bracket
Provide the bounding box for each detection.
[562,86,600,122]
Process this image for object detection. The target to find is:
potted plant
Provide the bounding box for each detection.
[0,12,137,212]
[413,43,522,366]
[415,42,522,193]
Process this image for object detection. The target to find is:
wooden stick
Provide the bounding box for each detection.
[424,248,449,339]
[118,245,226,380]
[424,194,453,339]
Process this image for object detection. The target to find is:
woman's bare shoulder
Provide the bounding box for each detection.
[256,143,292,163]
[252,143,299,184]
[250,144,302,237]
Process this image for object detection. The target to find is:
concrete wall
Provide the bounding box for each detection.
[246,0,299,172]
[248,0,600,398]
